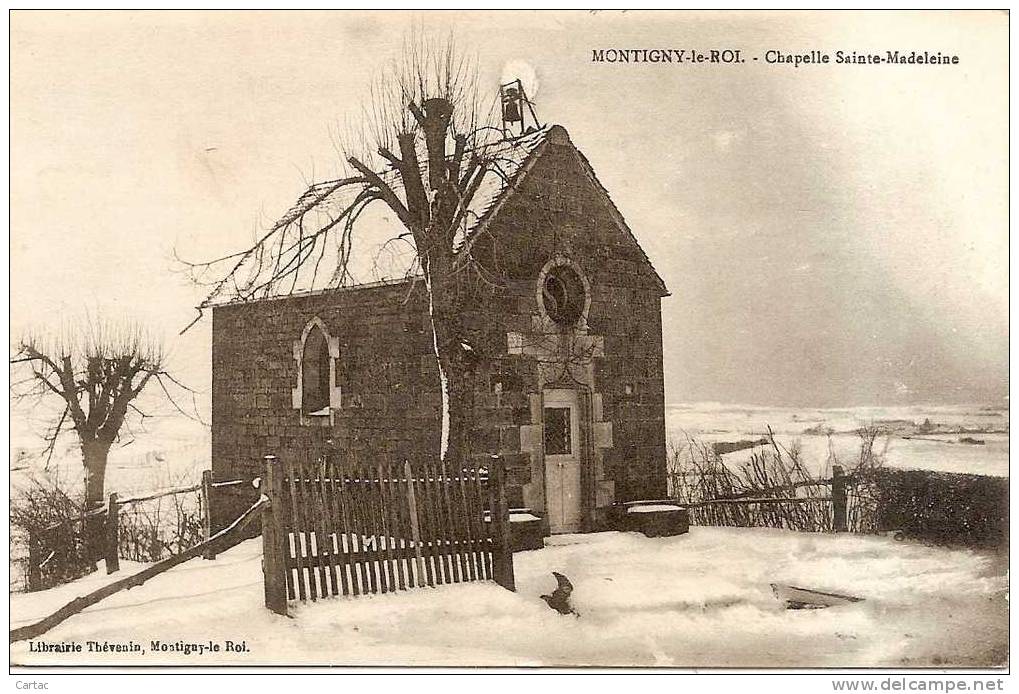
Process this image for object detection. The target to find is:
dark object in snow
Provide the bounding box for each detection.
[770,583,863,610]
[541,571,578,616]
[509,510,545,551]
[958,437,985,445]
[712,438,769,456]
[613,502,690,537]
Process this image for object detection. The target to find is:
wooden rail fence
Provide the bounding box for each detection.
[22,471,247,592]
[11,495,269,644]
[650,465,855,532]
[261,454,515,616]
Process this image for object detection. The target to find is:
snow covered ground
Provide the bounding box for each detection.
[11,528,1007,668]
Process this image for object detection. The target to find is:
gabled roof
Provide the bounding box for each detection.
[219,123,666,306]
[274,125,554,245]
[459,124,669,296]
[568,137,669,296]
[452,124,555,248]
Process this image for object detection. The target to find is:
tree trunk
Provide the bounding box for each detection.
[82,439,111,510]
[424,258,473,466]
[408,96,475,466]
[81,438,111,566]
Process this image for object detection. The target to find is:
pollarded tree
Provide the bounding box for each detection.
[180,35,539,465]
[11,319,197,509]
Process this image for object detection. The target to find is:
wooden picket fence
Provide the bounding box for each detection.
[260,454,515,615]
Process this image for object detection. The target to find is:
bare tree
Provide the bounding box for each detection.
[11,318,198,510]
[180,34,535,464]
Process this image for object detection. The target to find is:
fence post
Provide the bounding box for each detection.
[487,455,515,591]
[832,465,848,533]
[262,455,289,616]
[105,492,120,574]
[27,531,42,592]
[404,460,426,588]
[201,470,216,560]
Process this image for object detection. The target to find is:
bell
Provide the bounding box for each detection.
[502,87,522,123]
[503,101,522,123]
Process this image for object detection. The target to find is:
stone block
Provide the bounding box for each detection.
[593,421,613,449]
[499,452,531,468]
[506,485,525,508]
[528,394,542,422]
[499,425,521,452]
[616,506,690,538]
[596,479,615,507]
[507,464,532,487]
[510,515,545,552]
[519,424,543,452]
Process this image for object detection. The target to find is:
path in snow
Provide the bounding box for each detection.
[10,528,1007,667]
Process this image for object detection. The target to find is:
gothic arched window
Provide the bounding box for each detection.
[292,317,341,421]
[301,325,331,415]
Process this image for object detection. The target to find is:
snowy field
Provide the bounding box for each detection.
[10,402,1007,504]
[11,528,1007,667]
[10,415,210,498]
[667,402,1009,478]
[9,415,211,591]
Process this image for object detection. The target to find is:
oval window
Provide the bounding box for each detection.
[541,264,586,327]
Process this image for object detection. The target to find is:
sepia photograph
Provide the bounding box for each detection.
[8,9,1009,675]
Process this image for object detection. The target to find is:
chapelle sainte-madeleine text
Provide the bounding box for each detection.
[591,48,960,66]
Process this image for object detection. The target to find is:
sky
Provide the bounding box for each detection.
[10,10,1009,411]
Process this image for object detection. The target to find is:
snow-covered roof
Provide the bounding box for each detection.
[451,125,554,248]
[211,123,666,306]
[211,275,422,308]
[449,123,668,295]
[274,124,554,250]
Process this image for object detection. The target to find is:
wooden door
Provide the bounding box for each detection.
[543,389,582,533]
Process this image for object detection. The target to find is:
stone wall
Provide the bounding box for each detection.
[470,129,668,507]
[211,127,668,530]
[211,281,439,528]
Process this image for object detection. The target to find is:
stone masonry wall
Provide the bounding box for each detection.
[469,129,668,506]
[211,127,667,529]
[211,282,438,527]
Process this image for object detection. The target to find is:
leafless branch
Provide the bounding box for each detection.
[11,317,200,494]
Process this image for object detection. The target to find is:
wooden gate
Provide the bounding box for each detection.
[260,455,515,615]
